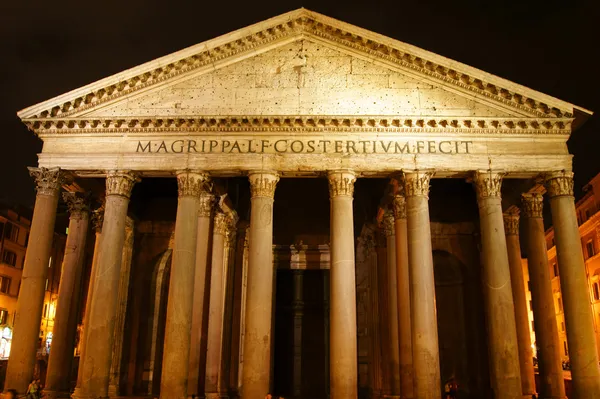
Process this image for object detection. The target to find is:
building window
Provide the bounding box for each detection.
[586,208,593,220]
[529,300,533,311]
[561,321,565,332]
[553,263,559,277]
[531,320,535,332]
[5,224,19,243]
[595,283,600,301]
[527,280,532,292]
[558,297,563,312]
[564,341,568,356]
[587,240,596,259]
[0,309,7,325]
[0,277,10,295]
[2,251,16,267]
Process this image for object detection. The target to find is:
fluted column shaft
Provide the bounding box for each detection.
[546,171,600,399]
[383,212,401,397]
[73,207,104,396]
[522,193,566,398]
[205,212,230,398]
[503,210,536,397]
[4,168,68,394]
[403,171,440,399]
[241,171,279,399]
[393,194,414,399]
[188,192,215,397]
[160,171,208,399]
[76,171,137,398]
[328,170,358,399]
[45,193,90,398]
[473,171,522,399]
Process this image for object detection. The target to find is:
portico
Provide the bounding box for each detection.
[5,8,598,399]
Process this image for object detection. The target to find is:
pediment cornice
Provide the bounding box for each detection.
[18,9,586,122]
[26,115,573,135]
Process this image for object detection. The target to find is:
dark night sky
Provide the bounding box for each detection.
[0,0,598,208]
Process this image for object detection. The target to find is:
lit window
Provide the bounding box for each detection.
[553,263,559,277]
[595,283,600,301]
[531,320,535,332]
[561,321,565,332]
[558,297,563,312]
[5,224,19,243]
[587,241,596,259]
[0,277,10,295]
[564,341,568,356]
[2,251,16,267]
[529,300,533,311]
[0,309,8,325]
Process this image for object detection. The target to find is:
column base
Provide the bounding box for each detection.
[43,390,72,399]
[205,393,229,399]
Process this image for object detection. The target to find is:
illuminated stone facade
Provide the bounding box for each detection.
[4,8,598,399]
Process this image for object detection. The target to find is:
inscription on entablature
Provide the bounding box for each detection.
[136,138,472,155]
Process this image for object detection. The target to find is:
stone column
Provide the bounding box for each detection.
[205,212,230,399]
[393,194,414,399]
[328,170,358,399]
[403,171,440,399]
[3,167,68,394]
[189,192,215,397]
[472,171,522,399]
[522,193,566,398]
[74,171,138,398]
[73,205,104,397]
[45,192,90,398]
[383,212,401,397]
[292,269,304,397]
[160,171,208,399]
[108,216,135,397]
[503,209,536,398]
[241,171,279,399]
[545,171,600,398]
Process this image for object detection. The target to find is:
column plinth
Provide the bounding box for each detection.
[188,192,215,397]
[393,194,414,399]
[403,171,440,399]
[545,171,600,398]
[503,210,537,397]
[75,170,138,399]
[205,212,233,399]
[241,171,279,399]
[473,171,522,399]
[45,193,90,399]
[4,167,69,395]
[383,212,401,396]
[522,193,566,399]
[328,170,358,399]
[160,171,208,399]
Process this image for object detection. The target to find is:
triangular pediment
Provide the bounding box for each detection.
[18,8,589,130]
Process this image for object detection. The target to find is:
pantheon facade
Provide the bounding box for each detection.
[5,8,599,399]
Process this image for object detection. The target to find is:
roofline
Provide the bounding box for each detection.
[17,7,591,119]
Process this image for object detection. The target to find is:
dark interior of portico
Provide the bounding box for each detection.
[66,175,538,398]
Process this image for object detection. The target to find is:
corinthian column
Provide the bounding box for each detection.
[45,192,90,399]
[472,171,522,399]
[205,212,231,399]
[328,170,358,399]
[403,171,440,399]
[503,209,536,398]
[393,194,414,399]
[241,171,279,399]
[160,171,208,399]
[73,205,104,398]
[522,193,566,398]
[189,192,215,397]
[545,171,600,398]
[383,211,401,397]
[75,171,138,399]
[4,167,69,394]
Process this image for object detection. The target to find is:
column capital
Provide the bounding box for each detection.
[248,171,279,199]
[382,211,395,237]
[503,210,520,236]
[327,170,356,198]
[105,171,140,198]
[198,192,215,217]
[472,170,505,200]
[392,195,407,220]
[521,193,543,218]
[214,212,229,236]
[28,167,72,197]
[62,192,90,220]
[544,171,574,198]
[403,171,434,199]
[176,170,210,198]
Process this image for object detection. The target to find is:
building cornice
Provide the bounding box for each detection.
[17,9,585,123]
[24,115,573,136]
